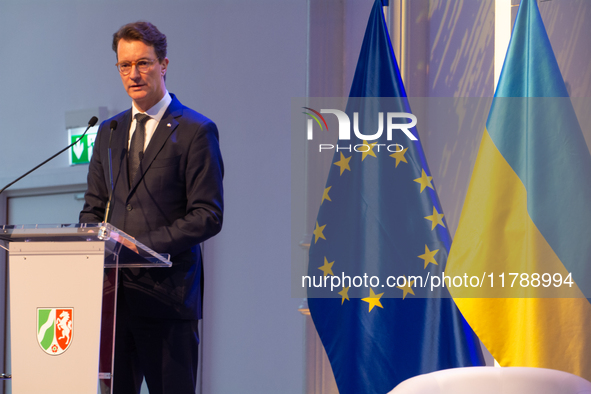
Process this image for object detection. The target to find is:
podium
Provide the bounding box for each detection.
[0,223,171,394]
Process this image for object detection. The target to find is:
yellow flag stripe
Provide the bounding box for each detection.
[447,128,591,380]
[454,298,591,379]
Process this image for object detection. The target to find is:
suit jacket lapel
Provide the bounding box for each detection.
[111,110,132,194]
[129,95,183,192]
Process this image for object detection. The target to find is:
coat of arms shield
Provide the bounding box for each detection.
[37,308,74,355]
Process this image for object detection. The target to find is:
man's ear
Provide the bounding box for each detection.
[161,57,169,76]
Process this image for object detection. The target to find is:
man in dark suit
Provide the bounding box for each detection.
[80,21,223,394]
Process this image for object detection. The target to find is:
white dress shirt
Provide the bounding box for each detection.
[128,90,172,150]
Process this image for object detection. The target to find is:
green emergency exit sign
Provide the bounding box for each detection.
[68,126,98,165]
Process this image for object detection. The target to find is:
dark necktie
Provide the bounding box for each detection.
[129,113,150,186]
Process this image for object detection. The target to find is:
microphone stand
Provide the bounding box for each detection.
[104,120,118,223]
[0,116,99,195]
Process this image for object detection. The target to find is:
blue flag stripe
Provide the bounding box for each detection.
[487,0,591,295]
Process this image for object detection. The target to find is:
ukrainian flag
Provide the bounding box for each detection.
[446,0,591,379]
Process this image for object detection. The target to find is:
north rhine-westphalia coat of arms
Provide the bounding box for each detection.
[37,308,74,355]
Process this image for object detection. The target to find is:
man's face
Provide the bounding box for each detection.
[116,39,169,112]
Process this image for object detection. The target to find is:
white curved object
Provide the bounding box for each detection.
[389,367,591,394]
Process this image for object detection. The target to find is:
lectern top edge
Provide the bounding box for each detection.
[0,223,171,268]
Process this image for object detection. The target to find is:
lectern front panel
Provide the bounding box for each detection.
[9,241,104,394]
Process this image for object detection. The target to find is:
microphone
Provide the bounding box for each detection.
[0,116,99,195]
[104,120,118,223]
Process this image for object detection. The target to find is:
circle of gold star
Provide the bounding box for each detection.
[313,221,326,243]
[418,245,439,269]
[321,186,332,205]
[361,140,378,161]
[397,278,416,300]
[390,147,408,168]
[318,257,335,276]
[333,152,352,175]
[424,207,445,230]
[362,288,384,312]
[413,169,434,193]
[338,286,350,305]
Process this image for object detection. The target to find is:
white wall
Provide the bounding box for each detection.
[0,1,306,393]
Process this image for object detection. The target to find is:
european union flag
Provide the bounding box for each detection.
[306,1,484,392]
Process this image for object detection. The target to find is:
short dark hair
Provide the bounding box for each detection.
[112,21,167,60]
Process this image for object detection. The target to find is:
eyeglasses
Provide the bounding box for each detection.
[116,59,158,75]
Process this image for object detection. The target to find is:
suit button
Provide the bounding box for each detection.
[126,204,133,211]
